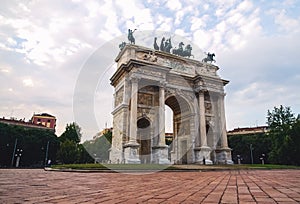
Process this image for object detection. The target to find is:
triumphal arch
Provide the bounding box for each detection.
[109,42,233,165]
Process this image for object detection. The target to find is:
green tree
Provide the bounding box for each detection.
[0,123,58,167]
[83,131,112,162]
[57,139,79,164]
[77,144,94,163]
[287,117,300,165]
[267,105,298,164]
[228,133,272,164]
[59,122,81,144]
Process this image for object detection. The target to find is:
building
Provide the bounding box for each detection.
[109,43,233,164]
[93,127,113,140]
[30,113,56,130]
[0,116,55,131]
[227,126,269,136]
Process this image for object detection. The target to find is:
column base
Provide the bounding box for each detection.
[152,145,170,164]
[109,147,123,164]
[123,142,141,164]
[194,146,213,165]
[215,147,234,165]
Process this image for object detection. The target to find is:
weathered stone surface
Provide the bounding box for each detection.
[110,44,232,164]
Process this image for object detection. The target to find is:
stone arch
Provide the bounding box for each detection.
[165,94,194,164]
[137,117,152,163]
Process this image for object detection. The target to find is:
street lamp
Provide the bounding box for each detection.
[94,154,98,164]
[237,155,241,165]
[250,144,254,164]
[11,138,18,167]
[260,153,265,165]
[44,141,50,167]
[15,148,23,167]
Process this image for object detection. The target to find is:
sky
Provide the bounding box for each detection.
[1,0,300,141]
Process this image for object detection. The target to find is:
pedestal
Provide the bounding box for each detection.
[152,145,170,164]
[123,143,141,164]
[194,146,213,165]
[215,147,234,164]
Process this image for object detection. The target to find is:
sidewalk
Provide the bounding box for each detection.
[1,169,300,203]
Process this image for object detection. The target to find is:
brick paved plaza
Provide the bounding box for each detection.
[0,169,300,203]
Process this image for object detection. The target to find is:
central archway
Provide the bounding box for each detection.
[165,94,192,164]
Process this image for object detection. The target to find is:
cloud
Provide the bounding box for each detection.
[22,78,34,87]
[1,0,300,139]
[273,9,300,32]
[165,0,182,11]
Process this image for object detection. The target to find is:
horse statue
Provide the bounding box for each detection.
[164,38,172,53]
[182,44,193,58]
[128,28,136,44]
[153,37,159,50]
[160,37,165,51]
[202,52,216,63]
[172,42,184,56]
[119,42,126,51]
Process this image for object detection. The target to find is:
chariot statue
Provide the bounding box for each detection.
[172,42,193,58]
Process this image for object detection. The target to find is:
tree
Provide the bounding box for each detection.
[287,118,300,165]
[83,131,112,162]
[57,139,79,164]
[267,105,298,165]
[0,123,59,167]
[77,144,94,163]
[228,133,272,164]
[59,122,81,144]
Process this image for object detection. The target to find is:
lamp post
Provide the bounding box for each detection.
[260,153,265,165]
[237,155,241,165]
[11,138,18,167]
[44,141,50,167]
[250,144,254,164]
[15,148,23,167]
[94,154,96,163]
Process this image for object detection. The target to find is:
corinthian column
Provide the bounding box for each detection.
[198,91,207,147]
[153,82,169,164]
[129,78,139,144]
[219,93,228,148]
[158,83,166,146]
[195,90,212,164]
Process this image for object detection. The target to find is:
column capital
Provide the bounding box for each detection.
[158,81,167,88]
[129,77,140,84]
[194,87,207,93]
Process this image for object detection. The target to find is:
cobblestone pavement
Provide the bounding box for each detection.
[1,169,300,203]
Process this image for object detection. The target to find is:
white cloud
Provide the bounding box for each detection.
[274,9,300,32]
[192,29,212,50]
[115,0,154,30]
[166,0,182,11]
[157,17,173,31]
[22,78,34,87]
[236,0,253,13]
[174,29,189,38]
[190,15,208,31]
[0,67,11,73]
[1,0,300,138]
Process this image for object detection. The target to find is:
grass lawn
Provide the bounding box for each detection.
[50,163,300,171]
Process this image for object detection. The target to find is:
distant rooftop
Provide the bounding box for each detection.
[0,117,54,131]
[227,126,269,136]
[33,113,55,118]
